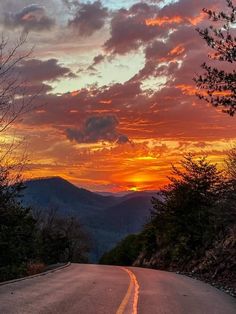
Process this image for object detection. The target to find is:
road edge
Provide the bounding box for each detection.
[0,262,71,286]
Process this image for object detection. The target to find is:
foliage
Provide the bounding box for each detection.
[0,168,38,281]
[37,209,90,264]
[0,169,90,282]
[103,153,236,273]
[195,0,236,115]
[26,262,45,276]
[226,146,236,180]
[99,234,142,266]
[137,153,236,271]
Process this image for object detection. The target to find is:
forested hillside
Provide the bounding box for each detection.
[23,177,155,261]
[100,152,236,296]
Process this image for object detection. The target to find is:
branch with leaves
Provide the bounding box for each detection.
[195,0,236,115]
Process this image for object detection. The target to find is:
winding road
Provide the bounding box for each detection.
[0,264,235,314]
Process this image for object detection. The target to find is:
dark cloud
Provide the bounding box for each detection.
[17,58,76,82]
[19,82,53,96]
[16,58,76,95]
[93,54,105,65]
[159,0,217,19]
[66,115,130,144]
[145,40,170,61]
[87,54,105,71]
[4,4,55,32]
[104,3,161,55]
[103,0,223,56]
[68,1,108,36]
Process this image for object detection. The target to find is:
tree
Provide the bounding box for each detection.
[225,145,236,180]
[223,146,236,225]
[0,168,38,281]
[195,0,236,115]
[99,234,142,266]
[36,208,90,264]
[144,155,227,267]
[57,216,90,263]
[0,34,35,133]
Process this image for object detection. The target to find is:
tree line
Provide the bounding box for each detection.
[100,150,236,277]
[0,167,90,282]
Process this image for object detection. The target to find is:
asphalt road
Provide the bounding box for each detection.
[0,264,235,314]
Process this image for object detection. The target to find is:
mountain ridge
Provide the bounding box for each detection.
[22,176,156,261]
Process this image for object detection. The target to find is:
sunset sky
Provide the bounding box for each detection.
[0,0,235,192]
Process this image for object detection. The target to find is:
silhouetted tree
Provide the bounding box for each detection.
[98,153,236,275]
[0,168,38,281]
[36,208,90,264]
[57,216,90,263]
[99,234,142,266]
[223,146,236,225]
[226,145,236,180]
[141,155,228,268]
[195,0,236,115]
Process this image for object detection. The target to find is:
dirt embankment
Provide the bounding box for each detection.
[134,227,236,297]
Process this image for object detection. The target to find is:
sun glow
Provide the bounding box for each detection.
[130,186,139,192]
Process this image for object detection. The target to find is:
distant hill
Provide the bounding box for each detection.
[22,177,157,261]
[23,177,116,218]
[95,195,153,233]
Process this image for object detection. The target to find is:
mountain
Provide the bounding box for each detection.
[22,177,155,261]
[23,177,116,218]
[94,195,153,233]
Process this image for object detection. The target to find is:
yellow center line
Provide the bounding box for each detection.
[116,267,140,314]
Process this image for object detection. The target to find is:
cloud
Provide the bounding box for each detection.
[87,54,105,71]
[68,1,108,36]
[66,115,130,144]
[4,4,55,32]
[17,58,76,82]
[11,0,234,142]
[104,3,161,55]
[103,0,222,56]
[15,58,76,95]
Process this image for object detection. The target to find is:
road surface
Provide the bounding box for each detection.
[0,264,235,314]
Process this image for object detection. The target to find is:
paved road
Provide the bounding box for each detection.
[0,264,235,314]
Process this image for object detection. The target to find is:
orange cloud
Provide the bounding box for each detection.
[146,12,206,28]
[169,45,185,56]
[145,16,183,26]
[176,84,198,96]
[176,84,233,97]
[70,90,80,97]
[188,12,206,26]
[99,99,112,104]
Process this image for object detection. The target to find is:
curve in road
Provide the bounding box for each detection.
[0,264,235,314]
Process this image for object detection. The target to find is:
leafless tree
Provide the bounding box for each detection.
[0,34,39,180]
[0,33,35,133]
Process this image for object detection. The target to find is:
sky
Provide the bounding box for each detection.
[0,0,235,192]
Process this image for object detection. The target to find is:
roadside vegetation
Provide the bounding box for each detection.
[100,234,142,266]
[100,152,236,294]
[0,168,90,282]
